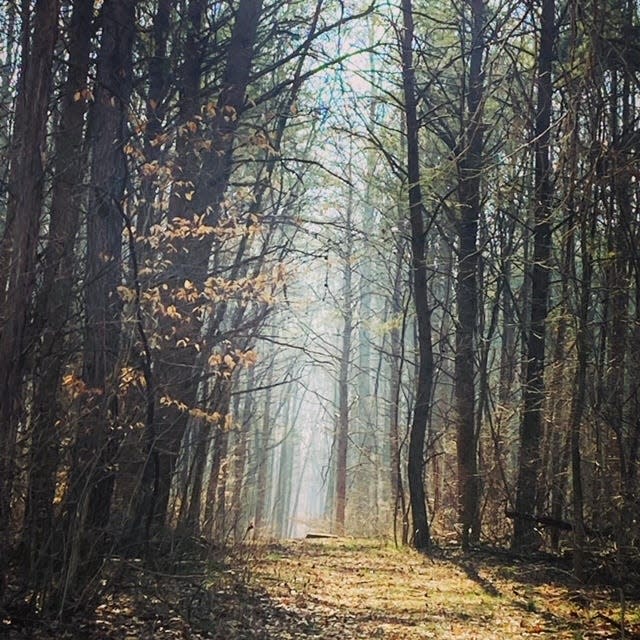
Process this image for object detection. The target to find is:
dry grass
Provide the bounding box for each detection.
[4,538,638,638]
[249,538,640,639]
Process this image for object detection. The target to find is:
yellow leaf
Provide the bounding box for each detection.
[116,285,136,303]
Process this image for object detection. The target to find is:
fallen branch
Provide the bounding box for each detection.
[505,510,598,536]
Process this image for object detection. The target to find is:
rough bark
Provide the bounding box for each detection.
[0,0,59,599]
[61,0,136,600]
[513,0,555,551]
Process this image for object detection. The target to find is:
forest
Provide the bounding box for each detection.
[0,0,639,635]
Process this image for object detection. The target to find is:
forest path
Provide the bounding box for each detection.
[244,538,633,639]
[7,539,637,639]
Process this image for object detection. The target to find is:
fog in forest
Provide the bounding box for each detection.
[1,0,639,618]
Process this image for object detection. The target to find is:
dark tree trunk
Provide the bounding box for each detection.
[144,0,205,533]
[513,0,555,551]
[145,0,264,532]
[61,0,136,599]
[123,9,173,539]
[0,0,59,598]
[455,0,485,550]
[23,0,93,591]
[136,0,174,240]
[401,0,433,552]
[570,210,593,580]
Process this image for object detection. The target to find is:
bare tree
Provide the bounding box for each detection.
[401,0,434,552]
[0,0,59,599]
[513,0,555,551]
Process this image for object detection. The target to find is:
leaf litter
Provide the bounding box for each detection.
[3,538,639,639]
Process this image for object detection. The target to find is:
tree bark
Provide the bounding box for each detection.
[401,0,433,552]
[0,0,59,599]
[513,0,555,551]
[60,0,136,600]
[455,0,485,550]
[23,0,92,591]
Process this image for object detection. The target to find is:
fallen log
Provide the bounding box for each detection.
[305,532,339,539]
[505,510,597,536]
[505,510,572,531]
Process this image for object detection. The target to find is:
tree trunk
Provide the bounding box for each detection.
[61,0,136,600]
[455,0,485,550]
[401,0,433,552]
[0,0,59,599]
[389,246,409,546]
[335,186,354,534]
[570,211,593,580]
[254,372,272,534]
[145,0,263,532]
[202,380,232,539]
[23,0,92,593]
[513,0,555,551]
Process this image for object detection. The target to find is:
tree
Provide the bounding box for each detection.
[60,0,137,600]
[0,0,59,599]
[454,0,486,549]
[513,0,555,551]
[401,0,434,552]
[24,0,93,596]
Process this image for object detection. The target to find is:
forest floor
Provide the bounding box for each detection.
[4,538,640,639]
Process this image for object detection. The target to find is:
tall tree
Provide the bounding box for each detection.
[513,0,555,551]
[335,180,354,535]
[401,0,433,552]
[141,0,264,533]
[24,0,93,594]
[454,0,486,549]
[60,0,137,600]
[0,0,59,598]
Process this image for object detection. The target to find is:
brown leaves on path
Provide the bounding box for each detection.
[3,538,638,639]
[250,538,639,639]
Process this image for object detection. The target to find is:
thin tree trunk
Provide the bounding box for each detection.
[254,372,272,535]
[202,381,232,539]
[455,0,485,549]
[335,187,354,534]
[570,209,593,580]
[401,0,433,552]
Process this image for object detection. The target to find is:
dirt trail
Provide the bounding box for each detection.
[5,538,638,639]
[245,538,635,639]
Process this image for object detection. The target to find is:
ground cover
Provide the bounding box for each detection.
[3,538,638,639]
